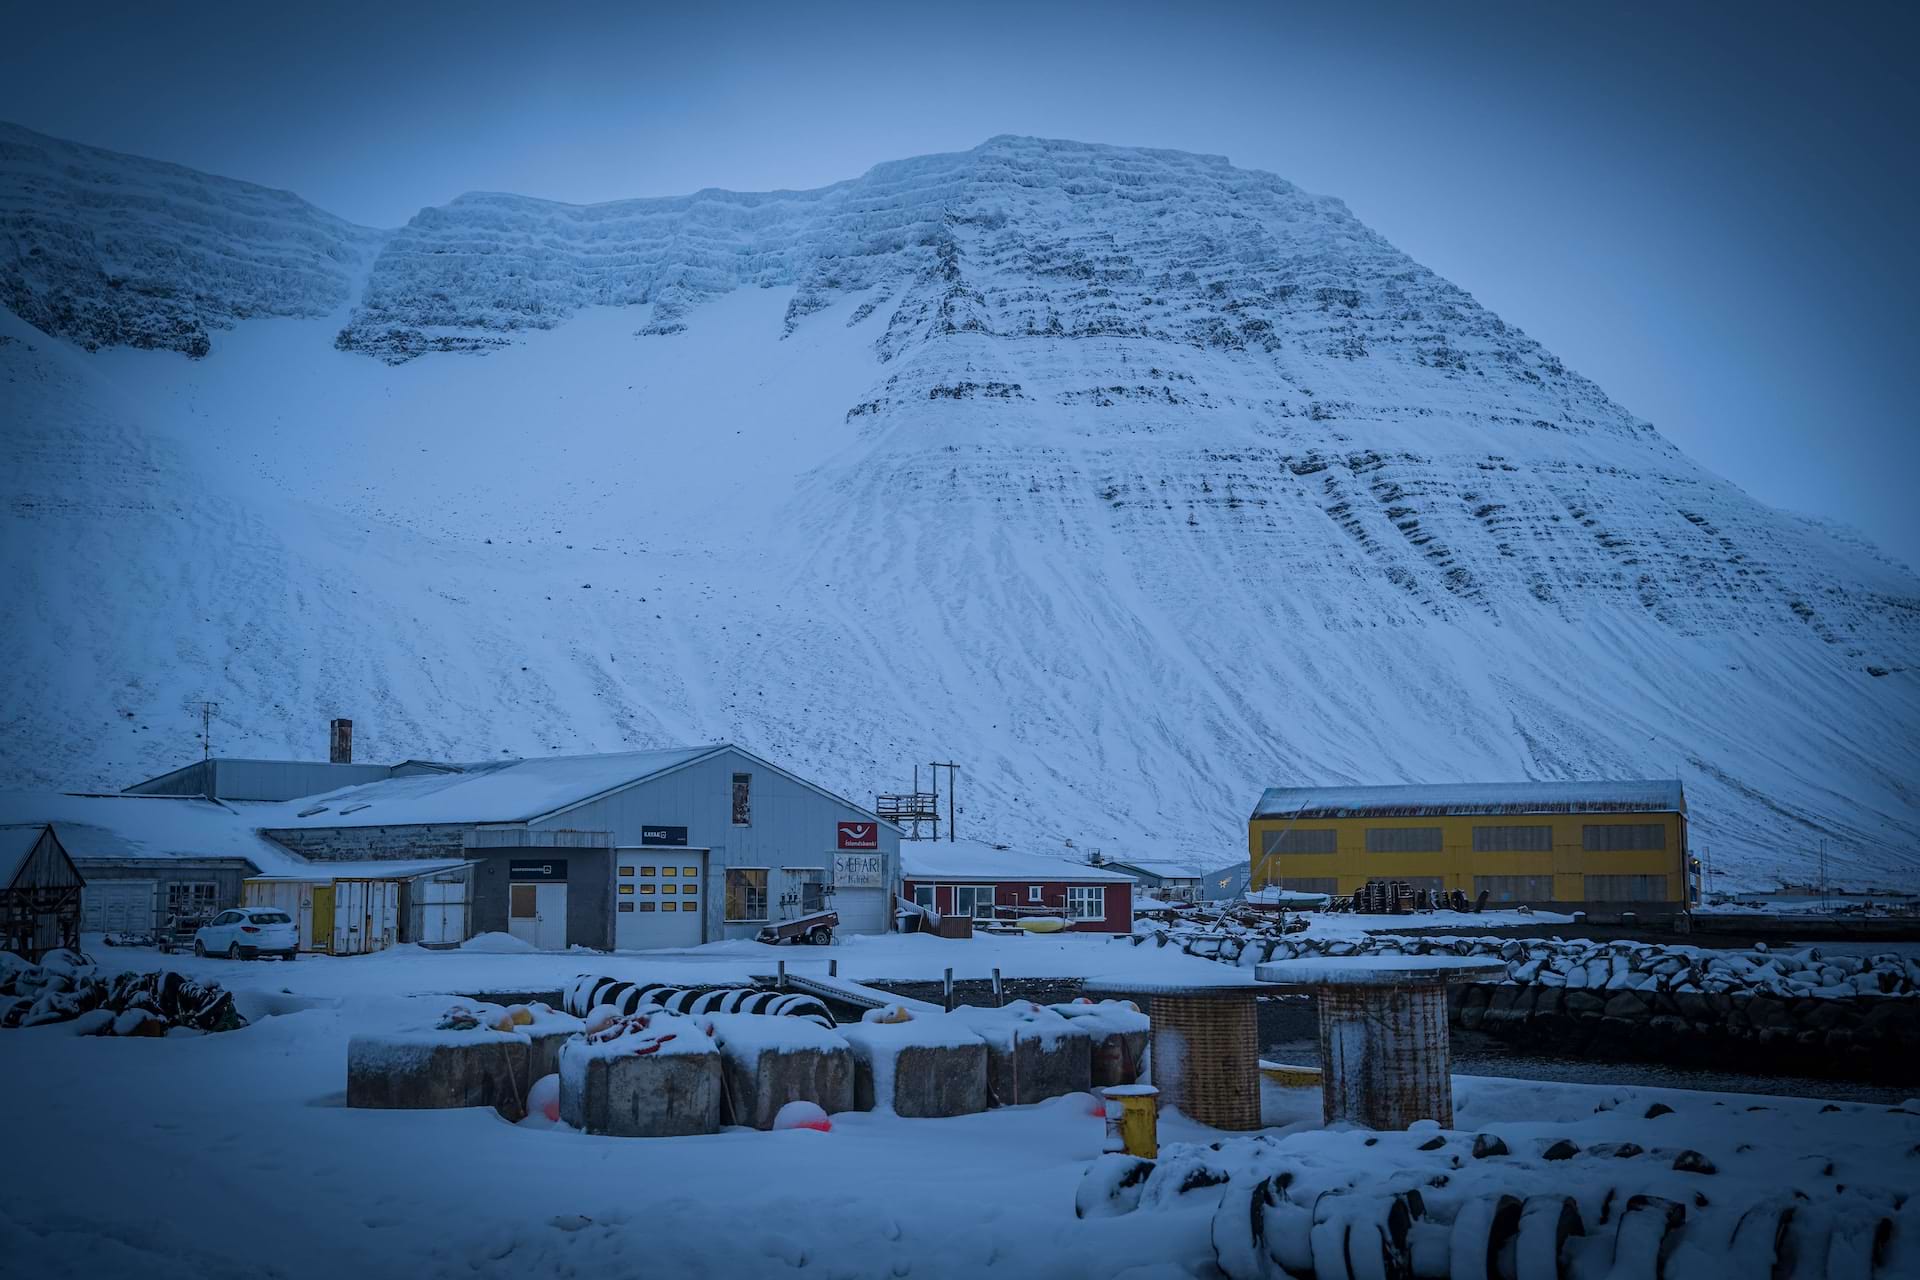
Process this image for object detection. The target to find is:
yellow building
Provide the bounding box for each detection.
[1248,780,1689,919]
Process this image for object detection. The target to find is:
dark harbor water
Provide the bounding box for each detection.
[1260,1030,1911,1106]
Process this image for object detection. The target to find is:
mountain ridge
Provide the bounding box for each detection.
[2,124,1915,889]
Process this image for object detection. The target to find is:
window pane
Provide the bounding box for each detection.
[682,867,699,878]
[732,773,752,825]
[639,885,655,895]
[1364,827,1444,853]
[1582,824,1666,852]
[1471,825,1553,853]
[618,885,634,895]
[661,901,676,912]
[663,867,677,877]
[912,885,934,908]
[640,866,656,876]
[725,868,769,921]
[618,866,634,877]
[1262,829,1337,855]
[1474,874,1554,901]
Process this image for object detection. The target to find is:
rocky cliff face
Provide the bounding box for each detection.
[0,123,383,357]
[2,128,1914,886]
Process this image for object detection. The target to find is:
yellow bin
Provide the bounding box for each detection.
[1101,1085,1159,1158]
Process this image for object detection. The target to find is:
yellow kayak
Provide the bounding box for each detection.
[1018,917,1067,934]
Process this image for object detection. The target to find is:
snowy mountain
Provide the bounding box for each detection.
[2,125,1915,889]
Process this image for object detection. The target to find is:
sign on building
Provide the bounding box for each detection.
[836,821,879,850]
[833,853,884,888]
[641,825,689,846]
[509,859,568,880]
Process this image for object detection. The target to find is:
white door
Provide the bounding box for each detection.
[508,882,568,949]
[534,883,566,949]
[83,880,156,934]
[613,852,704,950]
[417,877,468,945]
[831,852,889,935]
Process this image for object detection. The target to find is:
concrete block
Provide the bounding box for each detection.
[347,1032,533,1120]
[851,1039,988,1117]
[527,1025,577,1081]
[559,1041,723,1137]
[983,1025,1093,1105]
[720,1044,856,1129]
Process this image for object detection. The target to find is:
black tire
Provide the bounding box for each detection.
[808,927,833,947]
[193,939,206,957]
[227,942,242,960]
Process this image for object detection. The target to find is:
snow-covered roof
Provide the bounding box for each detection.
[0,824,49,884]
[0,792,312,875]
[249,742,894,832]
[1102,856,1211,880]
[243,859,472,882]
[900,840,1137,883]
[1252,779,1686,820]
[255,745,726,828]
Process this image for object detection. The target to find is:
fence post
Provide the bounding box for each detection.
[944,967,954,1012]
[828,958,838,978]
[777,960,787,991]
[992,967,1003,1007]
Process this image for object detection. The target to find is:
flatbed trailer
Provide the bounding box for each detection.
[756,910,838,946]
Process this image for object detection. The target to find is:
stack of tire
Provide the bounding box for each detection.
[565,975,835,1028]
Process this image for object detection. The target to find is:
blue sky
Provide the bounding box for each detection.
[3,0,1914,565]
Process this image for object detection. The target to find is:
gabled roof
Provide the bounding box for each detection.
[1251,779,1686,821]
[0,792,312,875]
[901,840,1137,883]
[0,825,47,884]
[253,743,898,832]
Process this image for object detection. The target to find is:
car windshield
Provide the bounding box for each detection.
[248,912,291,924]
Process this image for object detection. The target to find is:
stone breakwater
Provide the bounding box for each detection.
[1236,933,1920,1074]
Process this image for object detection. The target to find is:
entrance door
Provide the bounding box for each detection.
[310,884,336,952]
[510,882,567,949]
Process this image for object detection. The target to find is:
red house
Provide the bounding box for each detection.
[900,840,1136,934]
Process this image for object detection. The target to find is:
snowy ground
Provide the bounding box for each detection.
[5,929,1912,1278]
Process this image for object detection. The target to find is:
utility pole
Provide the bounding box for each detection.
[200,701,218,762]
[930,761,960,842]
[1820,838,1829,911]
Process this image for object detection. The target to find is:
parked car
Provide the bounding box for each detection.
[194,907,298,960]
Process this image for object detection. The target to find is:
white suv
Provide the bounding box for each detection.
[194,907,299,960]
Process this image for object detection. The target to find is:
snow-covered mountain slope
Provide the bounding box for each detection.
[2,130,1915,889]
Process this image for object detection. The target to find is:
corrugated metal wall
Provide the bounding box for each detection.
[533,748,899,942]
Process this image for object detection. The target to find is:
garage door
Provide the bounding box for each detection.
[613,851,705,950]
[832,853,889,935]
[83,880,156,934]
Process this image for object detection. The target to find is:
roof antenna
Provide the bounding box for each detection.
[200,701,219,763]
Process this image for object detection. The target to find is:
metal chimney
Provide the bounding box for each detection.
[329,718,353,765]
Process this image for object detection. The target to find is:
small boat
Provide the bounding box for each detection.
[1017,916,1067,934]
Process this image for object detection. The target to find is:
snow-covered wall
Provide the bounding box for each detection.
[1,128,1916,890]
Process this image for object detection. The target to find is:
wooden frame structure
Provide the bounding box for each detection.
[1,824,86,961]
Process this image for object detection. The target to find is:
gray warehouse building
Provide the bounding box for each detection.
[258,744,901,950]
